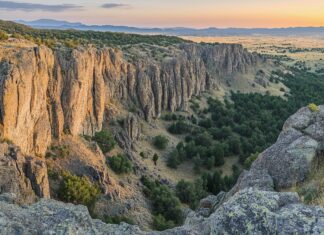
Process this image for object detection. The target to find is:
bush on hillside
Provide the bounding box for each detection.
[168,121,192,134]
[141,176,183,230]
[58,172,100,209]
[93,130,116,153]
[243,152,259,169]
[0,30,8,41]
[308,103,319,112]
[153,135,169,150]
[46,145,70,159]
[107,154,133,174]
[176,178,207,209]
[153,214,176,231]
[153,153,159,165]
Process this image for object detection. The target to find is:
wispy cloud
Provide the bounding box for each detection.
[101,3,131,9]
[0,1,83,12]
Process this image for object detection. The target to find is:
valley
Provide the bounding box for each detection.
[0,20,323,234]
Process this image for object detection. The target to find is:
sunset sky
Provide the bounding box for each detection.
[0,0,323,28]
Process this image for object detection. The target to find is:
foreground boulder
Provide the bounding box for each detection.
[231,105,324,195]
[0,188,322,235]
[0,105,323,234]
[206,189,323,234]
[0,194,144,235]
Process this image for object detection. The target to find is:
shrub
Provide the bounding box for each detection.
[153,214,175,231]
[167,149,183,168]
[176,180,195,204]
[201,165,241,195]
[43,38,56,49]
[12,32,23,39]
[47,169,59,181]
[228,135,242,155]
[64,39,79,48]
[46,145,70,159]
[58,172,100,209]
[211,143,225,166]
[298,182,321,205]
[190,101,200,112]
[176,179,207,209]
[202,171,223,195]
[0,138,13,144]
[140,151,147,159]
[141,176,183,229]
[308,103,319,113]
[108,154,133,174]
[153,153,159,165]
[93,130,116,153]
[244,152,259,169]
[193,132,213,147]
[0,30,8,41]
[199,118,213,128]
[153,135,169,150]
[162,113,178,121]
[168,121,191,134]
[203,156,215,170]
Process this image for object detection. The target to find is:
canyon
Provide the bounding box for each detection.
[0,32,323,234]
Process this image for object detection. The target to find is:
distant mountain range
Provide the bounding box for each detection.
[16,19,324,36]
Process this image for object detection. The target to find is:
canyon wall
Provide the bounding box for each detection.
[0,43,260,156]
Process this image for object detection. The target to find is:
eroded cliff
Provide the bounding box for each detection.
[0,42,260,156]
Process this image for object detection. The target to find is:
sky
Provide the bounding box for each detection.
[0,0,323,28]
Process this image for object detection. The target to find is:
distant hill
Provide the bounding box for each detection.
[16,19,324,36]
[0,20,186,47]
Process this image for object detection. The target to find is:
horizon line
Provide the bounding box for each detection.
[14,18,324,30]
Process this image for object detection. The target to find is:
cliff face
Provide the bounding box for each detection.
[0,42,260,156]
[0,47,53,156]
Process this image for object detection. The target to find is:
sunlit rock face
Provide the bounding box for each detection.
[0,43,260,156]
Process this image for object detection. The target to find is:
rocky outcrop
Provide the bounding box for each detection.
[0,42,261,156]
[0,142,50,204]
[206,189,323,234]
[0,105,323,234]
[46,137,117,197]
[0,188,322,235]
[231,105,324,193]
[254,69,268,88]
[0,194,144,235]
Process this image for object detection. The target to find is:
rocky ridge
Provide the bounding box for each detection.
[0,105,323,234]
